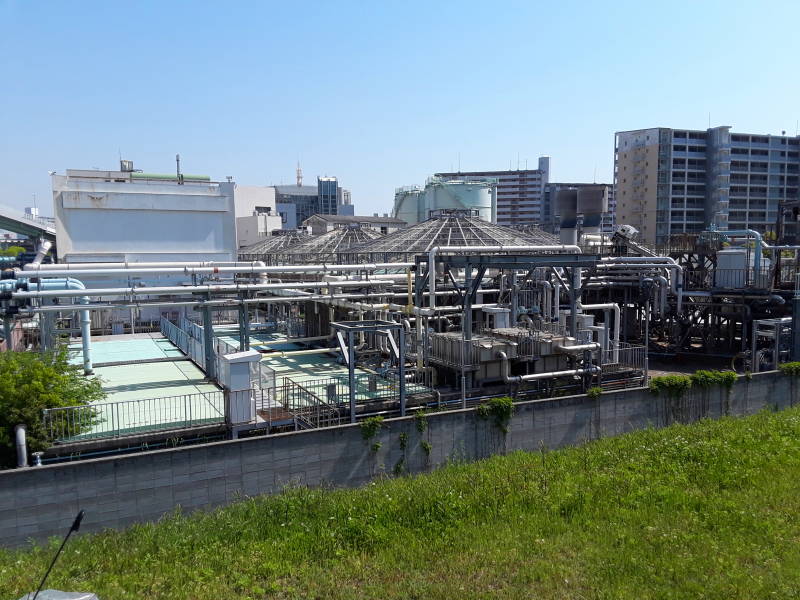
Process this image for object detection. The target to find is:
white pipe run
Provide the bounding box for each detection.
[31,240,52,266]
[14,424,27,468]
[577,301,620,363]
[538,280,552,322]
[35,278,93,375]
[13,279,396,300]
[598,256,684,312]
[260,347,341,359]
[555,342,601,354]
[25,263,415,279]
[427,244,582,313]
[497,351,600,383]
[23,260,274,272]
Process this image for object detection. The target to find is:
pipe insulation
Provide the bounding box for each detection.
[12,278,397,300]
[497,351,600,383]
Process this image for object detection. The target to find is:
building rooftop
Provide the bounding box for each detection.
[303,214,406,226]
[274,185,319,196]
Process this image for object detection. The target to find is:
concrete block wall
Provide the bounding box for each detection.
[1,371,797,548]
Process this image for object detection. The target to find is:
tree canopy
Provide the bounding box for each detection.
[0,348,104,468]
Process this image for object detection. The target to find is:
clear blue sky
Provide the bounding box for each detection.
[1,0,799,216]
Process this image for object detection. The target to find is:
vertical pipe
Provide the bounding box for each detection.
[348,330,356,423]
[462,262,472,409]
[79,300,93,375]
[398,327,406,417]
[644,300,650,385]
[3,317,12,351]
[202,303,216,380]
[14,424,28,468]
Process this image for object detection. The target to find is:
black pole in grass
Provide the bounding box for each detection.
[31,510,85,600]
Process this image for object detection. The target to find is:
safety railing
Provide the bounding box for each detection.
[429,334,481,368]
[43,390,226,443]
[683,267,774,290]
[599,342,646,374]
[161,316,241,387]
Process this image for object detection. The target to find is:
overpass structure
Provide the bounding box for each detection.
[0,204,56,241]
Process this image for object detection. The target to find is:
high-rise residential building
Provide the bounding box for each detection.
[436,156,550,226]
[615,127,800,245]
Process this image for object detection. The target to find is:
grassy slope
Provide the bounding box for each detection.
[2,407,800,599]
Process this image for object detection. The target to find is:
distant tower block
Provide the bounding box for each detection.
[296,162,303,187]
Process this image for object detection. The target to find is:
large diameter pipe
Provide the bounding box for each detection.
[555,342,601,354]
[260,347,341,359]
[31,240,52,267]
[23,260,276,272]
[14,424,28,468]
[598,257,684,312]
[13,278,396,300]
[497,351,600,383]
[24,263,415,279]
[723,229,763,271]
[578,301,620,363]
[35,278,93,374]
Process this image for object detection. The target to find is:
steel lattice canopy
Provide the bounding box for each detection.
[352,211,560,255]
[238,230,311,257]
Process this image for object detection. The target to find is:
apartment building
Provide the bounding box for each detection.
[615,126,800,245]
[436,156,550,226]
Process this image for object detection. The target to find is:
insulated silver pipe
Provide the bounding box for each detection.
[14,424,27,468]
[23,260,269,272]
[13,279,396,300]
[427,244,582,313]
[497,351,600,383]
[24,263,415,278]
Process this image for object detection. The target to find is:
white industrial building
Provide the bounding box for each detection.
[51,164,238,329]
[53,167,237,264]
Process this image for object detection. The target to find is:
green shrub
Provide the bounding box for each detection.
[0,245,25,257]
[414,410,428,433]
[476,396,515,433]
[779,362,800,376]
[399,432,409,450]
[0,347,104,468]
[649,374,692,399]
[586,386,603,400]
[420,440,432,456]
[360,416,384,440]
[690,370,737,390]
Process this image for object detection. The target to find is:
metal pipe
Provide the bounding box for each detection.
[24,262,415,279]
[15,424,27,468]
[427,244,582,319]
[32,278,93,374]
[497,351,600,383]
[577,301,620,363]
[260,347,341,359]
[31,240,52,267]
[12,278,396,300]
[598,258,684,312]
[23,260,289,272]
[538,280,552,322]
[554,342,601,354]
[723,229,763,271]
